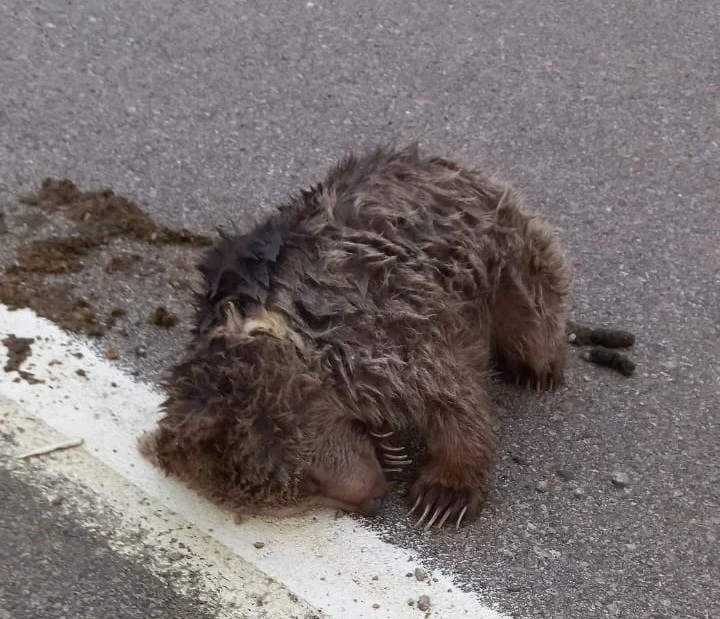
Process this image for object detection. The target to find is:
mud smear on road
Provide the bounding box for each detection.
[1,334,45,384]
[0,178,212,337]
[2,334,34,372]
[18,178,212,247]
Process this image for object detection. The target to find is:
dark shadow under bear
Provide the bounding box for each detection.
[139,144,569,529]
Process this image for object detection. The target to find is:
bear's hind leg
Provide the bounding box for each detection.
[491,217,568,391]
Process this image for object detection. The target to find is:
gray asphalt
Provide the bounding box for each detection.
[0,468,215,619]
[1,1,719,618]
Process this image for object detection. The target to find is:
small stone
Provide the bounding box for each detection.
[106,348,118,361]
[253,541,265,549]
[414,567,427,581]
[406,572,413,578]
[135,346,147,358]
[535,480,549,492]
[48,495,63,506]
[372,603,380,609]
[167,551,183,562]
[507,584,522,593]
[572,487,585,498]
[371,575,378,581]
[417,595,431,611]
[610,472,630,488]
[75,368,87,378]
[407,598,415,606]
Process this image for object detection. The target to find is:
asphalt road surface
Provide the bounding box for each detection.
[1,0,719,617]
[0,469,217,619]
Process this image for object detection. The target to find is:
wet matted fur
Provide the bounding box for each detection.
[139,143,569,529]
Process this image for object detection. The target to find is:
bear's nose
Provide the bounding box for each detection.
[357,474,389,516]
[359,495,385,516]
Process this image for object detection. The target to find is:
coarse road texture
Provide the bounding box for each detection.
[0,470,217,619]
[1,1,719,618]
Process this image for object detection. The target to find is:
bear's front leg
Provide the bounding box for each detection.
[408,387,496,530]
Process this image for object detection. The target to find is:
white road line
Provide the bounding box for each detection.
[0,305,510,619]
[1,399,327,619]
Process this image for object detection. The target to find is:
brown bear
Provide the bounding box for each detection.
[138,143,569,530]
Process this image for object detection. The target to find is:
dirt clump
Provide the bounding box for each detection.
[150,306,178,328]
[2,177,210,337]
[17,370,45,385]
[0,276,106,336]
[2,334,34,372]
[10,237,100,274]
[19,178,212,247]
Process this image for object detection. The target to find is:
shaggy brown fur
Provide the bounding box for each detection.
[139,144,569,529]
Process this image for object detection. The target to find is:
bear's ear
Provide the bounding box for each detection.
[138,390,303,497]
[199,251,267,308]
[197,221,286,323]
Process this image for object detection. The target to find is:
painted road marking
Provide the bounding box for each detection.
[0,305,510,619]
[1,399,327,619]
